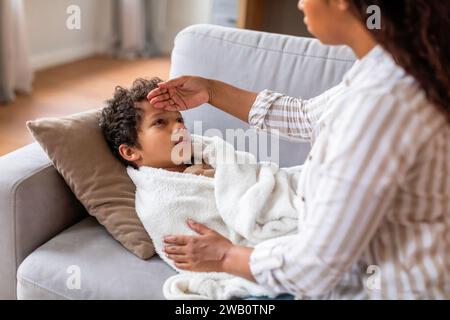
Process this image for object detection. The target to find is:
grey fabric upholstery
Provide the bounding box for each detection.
[0,143,87,299]
[0,24,356,300]
[16,217,176,300]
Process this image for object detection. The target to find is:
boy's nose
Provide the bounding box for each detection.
[174,122,186,130]
[172,123,187,135]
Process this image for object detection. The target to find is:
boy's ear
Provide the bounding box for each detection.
[118,144,141,162]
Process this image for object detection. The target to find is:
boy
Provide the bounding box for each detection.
[99,78,214,177]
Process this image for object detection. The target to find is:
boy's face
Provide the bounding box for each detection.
[119,100,191,169]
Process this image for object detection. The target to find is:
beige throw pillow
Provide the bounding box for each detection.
[26,109,155,259]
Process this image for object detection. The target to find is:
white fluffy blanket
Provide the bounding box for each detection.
[127,135,303,299]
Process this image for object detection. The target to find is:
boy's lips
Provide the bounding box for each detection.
[174,137,190,146]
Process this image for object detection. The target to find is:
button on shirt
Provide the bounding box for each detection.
[247,45,450,299]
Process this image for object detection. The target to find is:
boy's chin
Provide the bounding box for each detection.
[170,152,192,165]
[171,141,193,164]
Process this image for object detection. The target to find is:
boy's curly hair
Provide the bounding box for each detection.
[99,77,163,168]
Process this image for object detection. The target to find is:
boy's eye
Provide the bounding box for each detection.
[177,117,184,123]
[153,119,165,126]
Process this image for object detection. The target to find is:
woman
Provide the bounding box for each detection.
[148,0,450,299]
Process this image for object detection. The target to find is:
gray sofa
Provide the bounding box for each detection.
[0,24,355,300]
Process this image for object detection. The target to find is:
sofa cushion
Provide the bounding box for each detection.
[26,109,155,260]
[16,217,176,300]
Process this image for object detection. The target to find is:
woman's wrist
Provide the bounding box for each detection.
[204,79,257,123]
[206,78,216,105]
[222,244,257,283]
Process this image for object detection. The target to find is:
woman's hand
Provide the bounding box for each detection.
[163,219,233,272]
[147,76,212,111]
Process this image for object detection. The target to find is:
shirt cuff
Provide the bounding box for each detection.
[249,237,291,295]
[248,90,284,129]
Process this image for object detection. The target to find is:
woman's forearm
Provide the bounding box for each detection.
[222,245,257,283]
[208,79,258,123]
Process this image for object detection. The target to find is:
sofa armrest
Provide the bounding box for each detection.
[0,143,87,299]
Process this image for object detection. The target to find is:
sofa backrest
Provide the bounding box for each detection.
[170,24,356,167]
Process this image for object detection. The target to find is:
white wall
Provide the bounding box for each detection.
[25,0,113,70]
[24,0,212,71]
[150,0,213,54]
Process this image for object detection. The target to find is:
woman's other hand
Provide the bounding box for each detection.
[147,76,211,111]
[163,219,233,272]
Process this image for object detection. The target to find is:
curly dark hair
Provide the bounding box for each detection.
[350,0,450,123]
[99,77,163,168]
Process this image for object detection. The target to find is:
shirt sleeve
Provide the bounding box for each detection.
[248,82,346,143]
[248,91,432,298]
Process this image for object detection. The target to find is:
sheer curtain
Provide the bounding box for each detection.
[0,0,33,103]
[112,0,160,59]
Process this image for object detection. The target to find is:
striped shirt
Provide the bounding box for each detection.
[247,45,450,299]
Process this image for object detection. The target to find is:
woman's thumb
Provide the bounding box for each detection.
[188,219,208,235]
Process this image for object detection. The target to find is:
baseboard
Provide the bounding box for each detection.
[31,42,110,71]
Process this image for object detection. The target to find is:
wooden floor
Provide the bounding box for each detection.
[0,55,171,156]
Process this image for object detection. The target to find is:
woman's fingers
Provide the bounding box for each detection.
[150,90,183,111]
[164,235,189,245]
[153,101,180,111]
[149,93,170,104]
[166,254,189,263]
[187,219,210,235]
[151,95,175,108]
[147,87,167,101]
[164,245,185,255]
[147,76,191,110]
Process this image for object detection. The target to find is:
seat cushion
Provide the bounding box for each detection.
[16,217,176,300]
